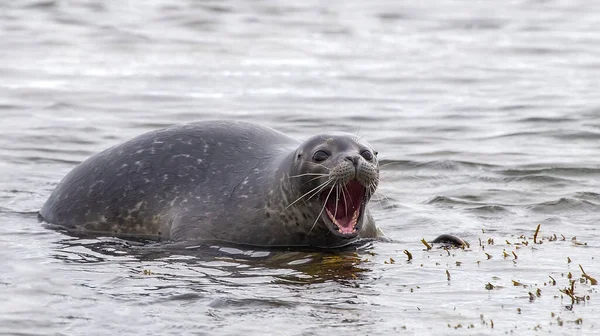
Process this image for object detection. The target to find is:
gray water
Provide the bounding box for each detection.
[1,0,599,334]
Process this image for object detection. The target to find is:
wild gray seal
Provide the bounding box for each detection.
[39,120,382,248]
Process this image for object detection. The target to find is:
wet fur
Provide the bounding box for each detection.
[39,120,381,248]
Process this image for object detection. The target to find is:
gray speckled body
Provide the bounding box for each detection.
[39,120,380,248]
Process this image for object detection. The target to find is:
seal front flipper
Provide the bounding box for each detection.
[430,234,468,248]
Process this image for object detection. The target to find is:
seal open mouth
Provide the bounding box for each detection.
[321,180,365,236]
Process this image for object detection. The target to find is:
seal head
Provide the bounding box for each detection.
[287,134,379,240]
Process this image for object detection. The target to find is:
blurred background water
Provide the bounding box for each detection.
[1,0,599,335]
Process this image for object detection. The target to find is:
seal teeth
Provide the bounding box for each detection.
[326,206,360,234]
[321,179,365,235]
[351,207,359,224]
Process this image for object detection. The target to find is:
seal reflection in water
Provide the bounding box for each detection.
[39,120,382,248]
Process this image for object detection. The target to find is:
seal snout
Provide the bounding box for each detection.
[345,155,360,166]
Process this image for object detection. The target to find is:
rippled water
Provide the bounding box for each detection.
[1,0,600,334]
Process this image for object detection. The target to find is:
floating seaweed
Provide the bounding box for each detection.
[403,249,413,261]
[533,223,541,243]
[579,264,598,285]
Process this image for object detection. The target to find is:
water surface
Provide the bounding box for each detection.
[1,0,599,334]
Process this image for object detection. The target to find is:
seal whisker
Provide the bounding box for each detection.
[370,185,378,199]
[367,181,376,197]
[368,195,384,209]
[368,178,378,194]
[300,175,330,187]
[312,162,331,171]
[288,173,329,179]
[284,178,332,211]
[370,180,380,199]
[378,162,402,169]
[343,182,354,206]
[304,178,334,202]
[341,182,351,215]
[333,184,340,220]
[286,180,331,210]
[307,184,335,237]
[377,193,392,205]
[353,125,362,142]
[367,179,386,210]
[371,191,392,211]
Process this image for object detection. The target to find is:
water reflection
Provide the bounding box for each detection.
[49,233,377,285]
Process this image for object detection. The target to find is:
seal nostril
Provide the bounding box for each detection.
[345,156,359,166]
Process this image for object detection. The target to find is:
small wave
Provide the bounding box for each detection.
[158,15,218,31]
[2,210,40,216]
[497,104,535,112]
[3,156,82,165]
[425,195,467,206]
[39,102,80,111]
[347,115,387,123]
[23,0,57,9]
[0,103,24,111]
[503,174,575,184]
[552,130,600,141]
[509,46,570,55]
[480,130,545,140]
[465,205,511,215]
[425,196,514,216]
[5,130,102,146]
[377,159,415,170]
[573,191,600,202]
[377,12,408,21]
[127,121,178,129]
[3,145,95,155]
[528,197,599,213]
[415,160,483,171]
[208,297,294,309]
[438,18,506,31]
[379,159,495,172]
[160,293,204,302]
[500,167,600,178]
[516,116,576,123]
[482,129,600,141]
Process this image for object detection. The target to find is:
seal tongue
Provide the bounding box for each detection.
[323,180,364,233]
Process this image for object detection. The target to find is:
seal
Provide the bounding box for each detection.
[39,120,382,248]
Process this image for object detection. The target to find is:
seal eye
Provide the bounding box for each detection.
[361,150,374,161]
[313,150,330,162]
